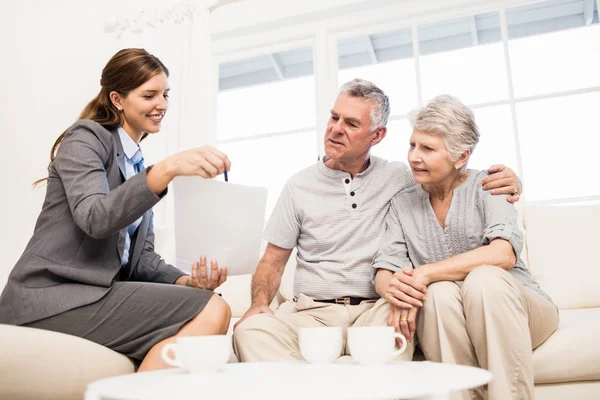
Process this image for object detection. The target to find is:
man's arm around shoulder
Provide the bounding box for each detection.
[233,243,293,329]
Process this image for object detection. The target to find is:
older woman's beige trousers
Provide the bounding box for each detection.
[417,266,559,400]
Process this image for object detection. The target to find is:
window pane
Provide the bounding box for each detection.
[508,26,600,97]
[219,47,314,90]
[506,0,598,40]
[370,119,412,162]
[418,12,509,105]
[516,92,600,201]
[339,60,418,117]
[507,0,600,97]
[469,105,519,172]
[218,131,318,218]
[338,28,417,116]
[218,75,316,141]
[218,47,315,142]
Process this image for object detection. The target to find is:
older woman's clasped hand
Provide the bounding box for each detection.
[383,266,427,308]
[384,266,429,342]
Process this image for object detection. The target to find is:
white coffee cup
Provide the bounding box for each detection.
[347,326,407,365]
[161,335,230,374]
[299,327,344,364]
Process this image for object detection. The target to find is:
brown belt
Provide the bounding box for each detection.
[315,296,375,306]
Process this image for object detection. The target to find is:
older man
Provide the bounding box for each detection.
[233,79,521,362]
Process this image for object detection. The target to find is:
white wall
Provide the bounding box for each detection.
[209,0,369,34]
[0,0,123,286]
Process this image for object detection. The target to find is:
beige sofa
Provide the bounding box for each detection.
[1,203,599,399]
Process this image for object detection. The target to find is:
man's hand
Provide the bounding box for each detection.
[233,305,274,330]
[482,164,521,203]
[387,304,419,343]
[383,266,427,309]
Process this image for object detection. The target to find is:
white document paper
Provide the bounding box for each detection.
[173,177,268,277]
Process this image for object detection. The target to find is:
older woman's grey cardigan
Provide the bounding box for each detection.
[373,169,552,302]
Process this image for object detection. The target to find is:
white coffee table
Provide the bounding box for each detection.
[85,361,492,400]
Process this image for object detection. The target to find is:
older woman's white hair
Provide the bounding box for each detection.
[409,95,480,161]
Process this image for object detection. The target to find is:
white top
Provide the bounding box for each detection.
[85,361,493,400]
[264,156,415,300]
[117,127,144,266]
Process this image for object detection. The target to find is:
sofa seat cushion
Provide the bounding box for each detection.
[533,308,600,384]
[524,203,600,309]
[0,324,134,400]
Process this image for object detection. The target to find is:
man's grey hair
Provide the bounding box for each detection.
[339,79,390,132]
[409,95,480,160]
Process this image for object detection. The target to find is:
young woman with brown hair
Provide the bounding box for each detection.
[0,48,232,371]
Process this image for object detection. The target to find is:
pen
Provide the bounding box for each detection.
[224,170,228,182]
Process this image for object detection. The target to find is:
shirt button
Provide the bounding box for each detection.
[352,203,357,209]
[345,178,350,184]
[350,191,355,196]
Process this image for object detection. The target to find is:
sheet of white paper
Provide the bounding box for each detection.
[173,177,268,278]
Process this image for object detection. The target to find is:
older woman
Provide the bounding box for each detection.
[373,95,558,399]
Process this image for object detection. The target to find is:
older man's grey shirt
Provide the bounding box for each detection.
[264,156,415,300]
[373,169,553,302]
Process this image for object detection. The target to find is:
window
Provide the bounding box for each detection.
[470,105,518,171]
[419,12,508,105]
[370,119,412,163]
[507,0,600,97]
[516,92,600,201]
[338,28,417,116]
[215,0,600,205]
[506,0,600,201]
[217,47,317,217]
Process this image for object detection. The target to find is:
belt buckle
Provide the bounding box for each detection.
[335,297,351,305]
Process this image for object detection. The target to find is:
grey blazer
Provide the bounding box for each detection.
[0,119,185,326]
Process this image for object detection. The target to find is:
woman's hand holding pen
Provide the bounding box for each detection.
[147,146,231,195]
[167,146,231,179]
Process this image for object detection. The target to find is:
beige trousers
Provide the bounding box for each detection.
[233,294,416,362]
[417,266,559,400]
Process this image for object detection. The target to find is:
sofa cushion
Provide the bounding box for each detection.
[535,380,600,399]
[524,203,600,309]
[0,324,134,400]
[532,308,600,384]
[218,274,253,318]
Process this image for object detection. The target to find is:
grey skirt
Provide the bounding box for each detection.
[24,281,214,361]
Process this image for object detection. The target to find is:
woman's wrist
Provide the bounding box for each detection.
[175,275,191,286]
[147,158,176,195]
[374,269,393,297]
[414,266,432,286]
